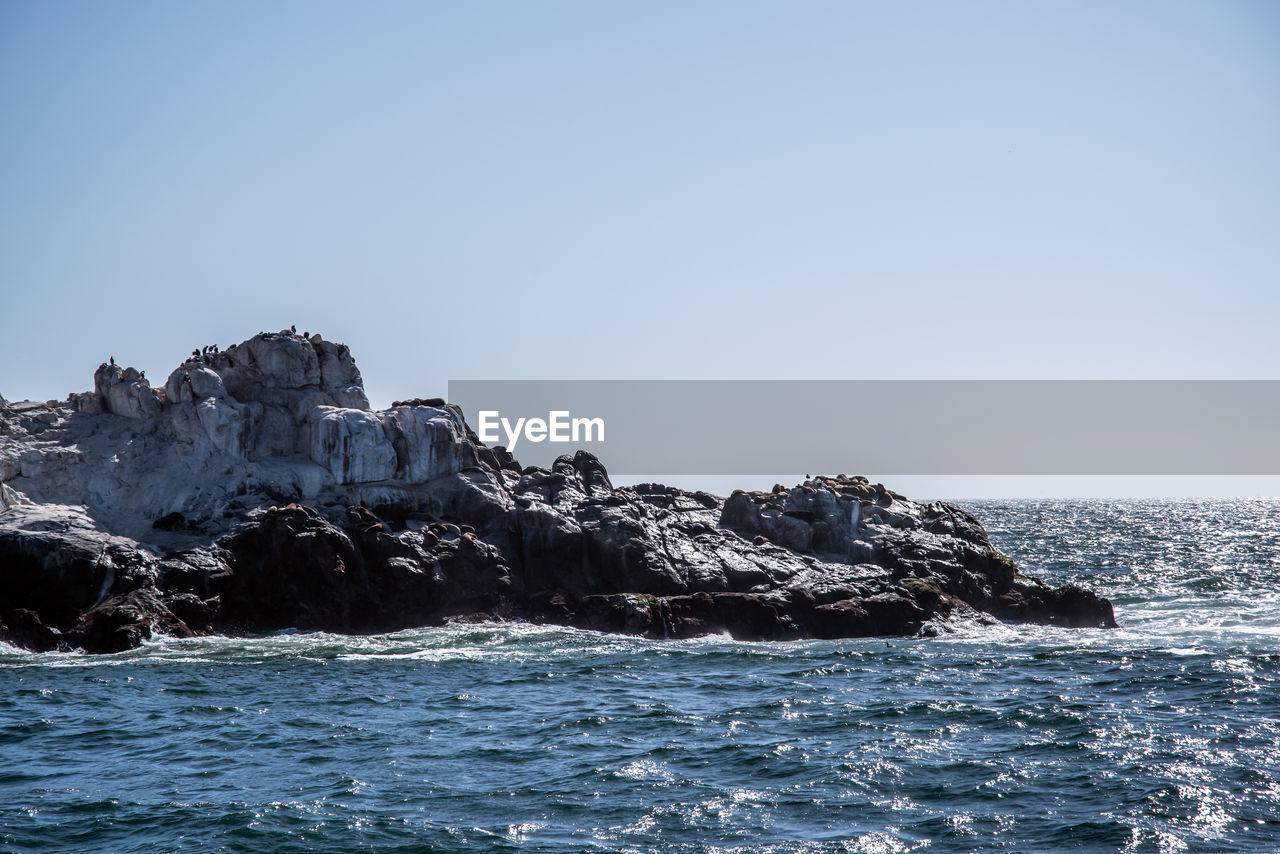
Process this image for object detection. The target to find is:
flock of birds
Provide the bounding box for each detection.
[110,325,316,381]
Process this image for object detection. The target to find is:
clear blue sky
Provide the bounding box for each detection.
[2,1,1277,495]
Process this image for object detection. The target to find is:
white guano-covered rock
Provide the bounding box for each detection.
[164,366,227,405]
[194,397,254,459]
[309,406,397,484]
[228,334,320,392]
[0,331,472,536]
[381,405,478,483]
[0,482,27,509]
[315,339,358,381]
[94,364,161,419]
[211,332,369,410]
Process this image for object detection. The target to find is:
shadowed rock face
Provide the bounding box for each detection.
[0,330,1117,653]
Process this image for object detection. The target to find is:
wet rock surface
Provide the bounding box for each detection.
[0,330,1116,653]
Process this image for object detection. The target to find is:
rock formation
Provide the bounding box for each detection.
[0,330,1116,653]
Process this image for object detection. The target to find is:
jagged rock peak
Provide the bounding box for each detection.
[92,362,160,419]
[166,329,368,409]
[74,330,371,417]
[1,328,477,535]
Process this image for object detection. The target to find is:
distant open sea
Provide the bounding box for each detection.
[3,499,1279,853]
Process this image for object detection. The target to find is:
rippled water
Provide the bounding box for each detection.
[3,499,1279,853]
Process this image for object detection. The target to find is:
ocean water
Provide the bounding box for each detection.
[2,499,1279,853]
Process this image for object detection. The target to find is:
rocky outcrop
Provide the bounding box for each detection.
[0,329,1116,653]
[93,363,162,419]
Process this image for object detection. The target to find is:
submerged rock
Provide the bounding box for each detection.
[0,330,1116,653]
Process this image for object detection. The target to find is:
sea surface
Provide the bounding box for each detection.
[3,499,1279,853]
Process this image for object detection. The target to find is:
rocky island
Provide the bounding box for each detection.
[0,330,1116,654]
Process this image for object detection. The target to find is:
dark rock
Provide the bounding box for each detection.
[209,503,512,635]
[153,511,185,531]
[0,523,156,633]
[0,607,61,652]
[661,592,794,641]
[74,589,194,654]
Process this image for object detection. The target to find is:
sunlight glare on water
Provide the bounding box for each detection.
[2,499,1279,853]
